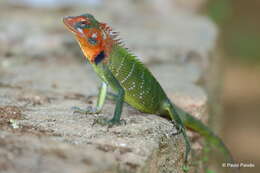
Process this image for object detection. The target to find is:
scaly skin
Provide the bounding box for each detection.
[63,14,235,169]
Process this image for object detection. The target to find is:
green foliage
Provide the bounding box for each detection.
[206,0,232,25]
[206,0,260,64]
[202,145,210,162]
[227,31,260,62]
[206,169,216,173]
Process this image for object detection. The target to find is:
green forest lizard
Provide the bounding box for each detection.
[63,13,234,168]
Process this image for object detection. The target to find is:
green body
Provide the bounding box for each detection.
[98,45,167,114]
[90,44,232,164]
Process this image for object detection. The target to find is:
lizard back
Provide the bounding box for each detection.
[107,45,168,114]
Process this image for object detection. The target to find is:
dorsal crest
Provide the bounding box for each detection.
[100,23,126,48]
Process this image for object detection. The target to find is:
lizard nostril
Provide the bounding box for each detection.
[63,16,73,22]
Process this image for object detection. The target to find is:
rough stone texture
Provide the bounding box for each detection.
[0,1,217,173]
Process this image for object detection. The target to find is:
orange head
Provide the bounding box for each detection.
[63,14,114,64]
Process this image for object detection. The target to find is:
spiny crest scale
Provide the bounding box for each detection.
[100,23,126,48]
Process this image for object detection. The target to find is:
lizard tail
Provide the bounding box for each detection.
[174,105,235,164]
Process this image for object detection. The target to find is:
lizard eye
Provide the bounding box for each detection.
[88,37,97,45]
[88,33,98,45]
[75,21,89,29]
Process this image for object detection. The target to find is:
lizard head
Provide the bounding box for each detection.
[63,14,114,64]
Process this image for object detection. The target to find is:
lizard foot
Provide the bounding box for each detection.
[92,117,126,127]
[182,165,190,173]
[71,106,101,114]
[170,120,182,136]
[85,92,116,101]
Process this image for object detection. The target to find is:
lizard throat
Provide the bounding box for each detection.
[94,51,106,64]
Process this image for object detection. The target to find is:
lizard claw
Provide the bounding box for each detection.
[170,120,182,136]
[71,106,101,114]
[92,117,126,127]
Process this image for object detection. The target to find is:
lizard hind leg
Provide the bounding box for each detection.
[93,84,126,127]
[161,100,191,164]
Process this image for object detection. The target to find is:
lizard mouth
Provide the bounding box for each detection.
[63,16,78,34]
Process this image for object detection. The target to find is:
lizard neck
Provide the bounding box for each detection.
[109,44,129,63]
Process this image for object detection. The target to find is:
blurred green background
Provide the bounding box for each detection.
[206,0,260,64]
[205,0,260,173]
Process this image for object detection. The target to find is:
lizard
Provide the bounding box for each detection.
[63,13,234,167]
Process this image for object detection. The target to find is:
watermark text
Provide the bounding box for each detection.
[222,162,255,168]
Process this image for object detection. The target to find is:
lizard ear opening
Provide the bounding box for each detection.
[94,51,106,64]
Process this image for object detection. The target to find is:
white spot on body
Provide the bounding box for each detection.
[128,82,136,91]
[121,62,135,84]
[115,54,127,77]
[140,71,145,89]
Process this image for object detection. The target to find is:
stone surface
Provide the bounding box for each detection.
[0,1,217,173]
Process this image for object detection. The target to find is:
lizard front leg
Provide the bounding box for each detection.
[72,82,107,114]
[93,65,126,126]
